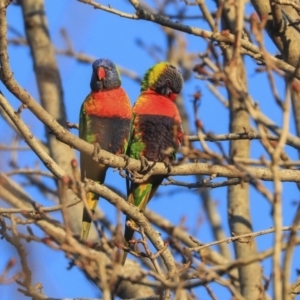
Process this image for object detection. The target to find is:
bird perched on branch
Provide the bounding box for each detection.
[123,61,184,263]
[79,58,132,241]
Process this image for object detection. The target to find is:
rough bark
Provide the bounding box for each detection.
[19,0,86,237]
[221,1,265,299]
[227,86,264,299]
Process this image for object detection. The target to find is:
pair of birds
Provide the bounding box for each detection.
[79,59,184,263]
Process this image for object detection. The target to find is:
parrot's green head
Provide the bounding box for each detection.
[141,62,183,100]
[90,59,121,91]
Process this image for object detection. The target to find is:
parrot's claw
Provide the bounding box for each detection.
[92,143,101,161]
[139,156,149,171]
[163,159,172,173]
[119,154,130,167]
[126,219,139,232]
[67,259,76,270]
[119,169,128,179]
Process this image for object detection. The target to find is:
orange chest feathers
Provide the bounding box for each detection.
[133,90,182,123]
[84,87,131,119]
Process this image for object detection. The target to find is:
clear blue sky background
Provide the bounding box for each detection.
[1,1,299,299]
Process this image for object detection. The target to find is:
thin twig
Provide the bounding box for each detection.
[271,80,291,300]
[78,0,300,77]
[0,198,81,214]
[282,203,300,298]
[189,225,300,252]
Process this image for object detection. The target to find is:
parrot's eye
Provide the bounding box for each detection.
[107,67,112,70]
[166,79,171,86]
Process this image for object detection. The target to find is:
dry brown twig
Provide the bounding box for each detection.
[0,173,159,297]
[77,0,300,77]
[283,202,300,297]
[271,80,291,300]
[0,197,81,214]
[0,215,43,299]
[7,27,141,83]
[189,225,300,252]
[5,169,54,178]
[273,0,300,14]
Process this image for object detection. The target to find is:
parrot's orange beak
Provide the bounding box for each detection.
[97,67,106,80]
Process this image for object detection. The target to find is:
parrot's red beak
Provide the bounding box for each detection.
[97,67,106,80]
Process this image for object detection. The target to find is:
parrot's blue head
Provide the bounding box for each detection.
[90,58,121,91]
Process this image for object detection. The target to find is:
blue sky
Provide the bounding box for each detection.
[1,1,299,299]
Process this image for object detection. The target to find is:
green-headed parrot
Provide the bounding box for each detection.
[123,62,184,263]
[79,58,132,241]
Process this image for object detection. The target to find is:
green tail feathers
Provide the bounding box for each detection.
[122,181,161,265]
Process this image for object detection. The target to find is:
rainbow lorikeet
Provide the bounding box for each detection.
[123,62,184,262]
[79,58,132,240]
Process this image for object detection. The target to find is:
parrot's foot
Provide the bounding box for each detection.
[129,156,157,183]
[131,169,153,183]
[92,143,101,161]
[119,154,130,167]
[119,169,128,179]
[139,156,149,171]
[162,159,172,173]
[126,219,139,232]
